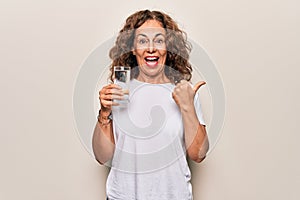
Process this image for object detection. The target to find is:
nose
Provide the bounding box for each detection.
[147,40,156,53]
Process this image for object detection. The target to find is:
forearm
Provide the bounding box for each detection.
[92,114,115,165]
[181,107,209,162]
[187,124,209,162]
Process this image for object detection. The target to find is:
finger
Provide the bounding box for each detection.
[172,92,179,104]
[101,99,119,107]
[99,84,122,94]
[104,84,122,89]
[193,81,206,93]
[101,88,124,96]
[176,79,188,86]
[101,94,124,100]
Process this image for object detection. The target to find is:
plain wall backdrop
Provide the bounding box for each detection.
[1,0,299,199]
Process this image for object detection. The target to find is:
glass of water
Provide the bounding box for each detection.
[114,66,131,106]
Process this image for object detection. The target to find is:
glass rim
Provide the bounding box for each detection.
[113,66,131,70]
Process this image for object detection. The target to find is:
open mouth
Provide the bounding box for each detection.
[144,56,159,67]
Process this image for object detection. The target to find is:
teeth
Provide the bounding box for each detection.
[146,57,158,61]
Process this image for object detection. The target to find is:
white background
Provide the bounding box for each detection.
[1,0,299,199]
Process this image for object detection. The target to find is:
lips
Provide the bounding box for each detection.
[144,56,159,67]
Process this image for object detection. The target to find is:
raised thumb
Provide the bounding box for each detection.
[193,81,206,93]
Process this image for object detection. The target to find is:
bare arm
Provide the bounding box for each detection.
[172,80,209,163]
[92,84,123,164]
[92,110,115,164]
[180,107,209,163]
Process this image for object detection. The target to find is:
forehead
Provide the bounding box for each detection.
[135,20,166,37]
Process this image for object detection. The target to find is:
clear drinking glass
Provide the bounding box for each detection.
[114,66,131,106]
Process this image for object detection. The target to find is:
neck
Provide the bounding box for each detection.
[136,74,170,84]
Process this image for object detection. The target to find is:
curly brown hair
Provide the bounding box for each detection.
[109,10,192,83]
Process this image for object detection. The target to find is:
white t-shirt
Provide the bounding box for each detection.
[107,79,205,200]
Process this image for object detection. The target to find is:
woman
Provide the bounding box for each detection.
[93,10,209,200]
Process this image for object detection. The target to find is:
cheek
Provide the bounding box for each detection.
[134,49,144,57]
[159,48,167,55]
[133,50,145,65]
[159,50,167,60]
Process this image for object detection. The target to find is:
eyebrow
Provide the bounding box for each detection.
[136,33,165,38]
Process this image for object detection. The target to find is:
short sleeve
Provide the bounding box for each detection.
[194,92,206,126]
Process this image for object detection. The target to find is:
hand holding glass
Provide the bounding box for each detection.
[114,66,130,106]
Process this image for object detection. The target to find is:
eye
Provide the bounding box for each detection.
[137,38,148,45]
[154,38,165,45]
